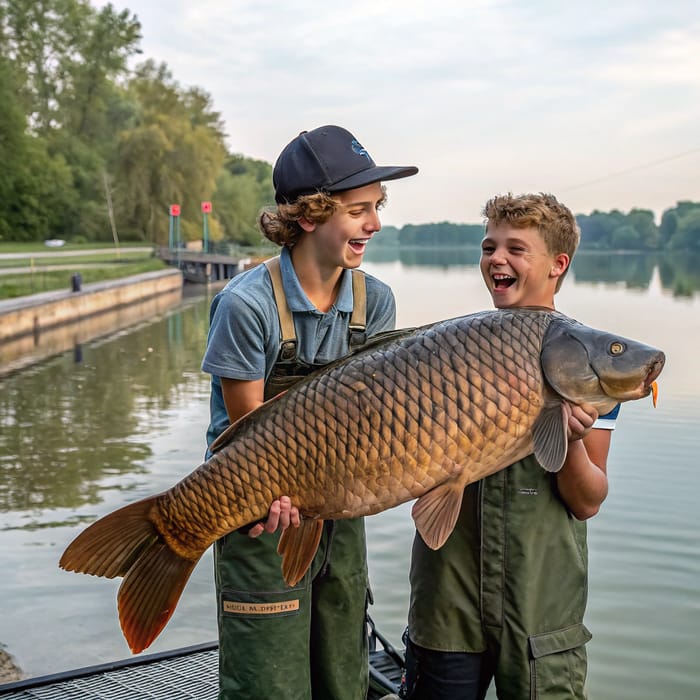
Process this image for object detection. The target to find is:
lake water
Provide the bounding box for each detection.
[0,249,699,698]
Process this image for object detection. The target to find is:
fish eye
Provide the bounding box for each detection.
[609,342,625,355]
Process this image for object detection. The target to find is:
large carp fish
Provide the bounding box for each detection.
[60,308,664,653]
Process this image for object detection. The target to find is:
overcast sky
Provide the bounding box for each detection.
[102,0,700,227]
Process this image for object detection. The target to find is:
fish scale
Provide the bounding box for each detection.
[59,307,665,653]
[167,310,546,543]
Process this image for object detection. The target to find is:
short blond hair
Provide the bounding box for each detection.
[482,192,580,289]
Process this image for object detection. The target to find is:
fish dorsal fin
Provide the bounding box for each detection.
[209,392,288,454]
[208,416,244,454]
[411,481,465,550]
[277,518,324,587]
[532,402,569,472]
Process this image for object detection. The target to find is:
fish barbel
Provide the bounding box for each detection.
[59,308,665,653]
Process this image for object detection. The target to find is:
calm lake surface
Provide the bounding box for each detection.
[1,249,699,698]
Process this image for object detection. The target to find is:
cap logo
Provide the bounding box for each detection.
[351,139,371,161]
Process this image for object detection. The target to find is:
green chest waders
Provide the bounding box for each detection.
[409,457,592,700]
[215,257,372,700]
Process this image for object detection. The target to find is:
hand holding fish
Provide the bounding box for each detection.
[565,402,599,442]
[248,496,300,538]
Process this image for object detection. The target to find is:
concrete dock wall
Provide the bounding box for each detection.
[0,269,183,344]
[0,269,183,376]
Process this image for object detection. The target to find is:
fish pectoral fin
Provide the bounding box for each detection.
[532,402,569,472]
[411,481,465,550]
[277,518,324,587]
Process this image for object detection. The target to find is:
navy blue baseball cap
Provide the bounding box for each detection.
[273,125,418,203]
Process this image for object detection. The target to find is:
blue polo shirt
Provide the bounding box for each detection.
[201,247,396,447]
[594,403,620,429]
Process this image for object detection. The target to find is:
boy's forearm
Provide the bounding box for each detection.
[556,439,609,520]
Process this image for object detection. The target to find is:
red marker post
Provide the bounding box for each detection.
[169,204,181,250]
[201,201,212,253]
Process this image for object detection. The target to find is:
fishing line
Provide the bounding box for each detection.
[560,147,700,192]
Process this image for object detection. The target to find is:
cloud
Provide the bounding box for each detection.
[96,0,700,225]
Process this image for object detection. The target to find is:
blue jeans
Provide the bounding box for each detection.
[400,630,492,700]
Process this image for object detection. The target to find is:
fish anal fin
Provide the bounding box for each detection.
[277,519,324,587]
[532,402,569,472]
[411,480,465,550]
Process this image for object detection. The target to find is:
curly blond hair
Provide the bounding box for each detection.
[259,192,339,247]
[482,193,580,290]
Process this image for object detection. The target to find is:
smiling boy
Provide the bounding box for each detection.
[201,125,417,700]
[403,193,616,700]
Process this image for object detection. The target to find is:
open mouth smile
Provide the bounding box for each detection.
[349,239,370,253]
[492,273,516,289]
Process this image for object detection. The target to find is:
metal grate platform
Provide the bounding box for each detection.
[0,628,403,699]
[0,643,219,700]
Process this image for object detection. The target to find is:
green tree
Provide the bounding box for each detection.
[668,208,700,251]
[627,208,659,249]
[577,210,626,248]
[0,50,73,240]
[658,209,678,249]
[373,225,400,246]
[114,61,227,244]
[212,155,274,246]
[399,222,483,246]
[1,0,141,240]
[1,0,140,136]
[610,224,642,250]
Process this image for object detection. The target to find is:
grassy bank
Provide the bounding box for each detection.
[0,251,156,268]
[0,260,170,300]
[0,241,152,254]
[0,243,167,300]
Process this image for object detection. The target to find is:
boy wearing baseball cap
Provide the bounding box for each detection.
[202,125,417,699]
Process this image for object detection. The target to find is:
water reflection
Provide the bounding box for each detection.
[368,245,482,267]
[366,248,700,296]
[572,253,657,289]
[657,253,700,297]
[0,290,212,515]
[0,288,184,377]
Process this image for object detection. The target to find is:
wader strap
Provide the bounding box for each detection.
[265,256,368,355]
[264,256,297,360]
[349,270,367,349]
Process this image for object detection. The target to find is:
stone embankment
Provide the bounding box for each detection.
[0,269,183,376]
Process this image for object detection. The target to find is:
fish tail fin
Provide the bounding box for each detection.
[118,540,197,653]
[59,497,198,654]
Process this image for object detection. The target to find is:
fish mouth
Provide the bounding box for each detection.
[599,355,666,401]
[643,357,664,406]
[600,379,649,401]
[644,357,665,387]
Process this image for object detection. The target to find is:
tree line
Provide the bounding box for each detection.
[576,202,700,251]
[0,0,272,246]
[375,204,700,251]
